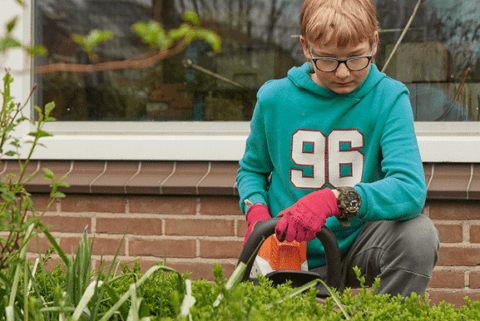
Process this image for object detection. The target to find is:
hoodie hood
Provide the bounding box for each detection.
[287,62,387,99]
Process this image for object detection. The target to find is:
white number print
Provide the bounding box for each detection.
[290,129,365,189]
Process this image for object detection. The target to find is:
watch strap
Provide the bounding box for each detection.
[336,187,362,227]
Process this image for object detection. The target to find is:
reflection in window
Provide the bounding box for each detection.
[34,0,479,121]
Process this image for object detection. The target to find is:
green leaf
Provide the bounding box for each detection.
[51,192,66,199]
[72,281,104,321]
[26,45,48,56]
[132,21,168,49]
[1,191,16,203]
[56,182,70,188]
[44,102,55,117]
[168,23,190,42]
[84,29,114,49]
[5,151,16,157]
[42,168,54,180]
[194,29,222,53]
[72,30,113,59]
[6,17,18,33]
[71,34,85,47]
[28,130,53,138]
[0,36,22,52]
[182,11,200,27]
[15,116,28,123]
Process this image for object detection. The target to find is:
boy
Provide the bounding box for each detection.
[236,0,439,298]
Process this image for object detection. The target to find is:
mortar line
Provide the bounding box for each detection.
[124,161,142,194]
[159,161,176,194]
[195,161,211,195]
[466,163,474,200]
[89,161,108,193]
[426,163,435,190]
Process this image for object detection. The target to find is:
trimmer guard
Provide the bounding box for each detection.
[237,217,343,298]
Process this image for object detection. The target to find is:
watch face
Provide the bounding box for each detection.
[337,187,361,216]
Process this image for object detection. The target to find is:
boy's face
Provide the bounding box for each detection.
[301,35,378,94]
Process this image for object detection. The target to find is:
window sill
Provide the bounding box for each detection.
[2,160,479,200]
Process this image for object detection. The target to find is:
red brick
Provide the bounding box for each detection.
[59,236,125,256]
[61,195,126,213]
[237,219,248,237]
[200,197,242,215]
[27,235,53,254]
[428,270,464,288]
[200,240,243,259]
[437,247,480,266]
[31,194,55,213]
[428,201,480,220]
[165,219,234,237]
[166,262,236,281]
[91,238,126,256]
[40,215,91,234]
[428,291,480,307]
[42,257,66,272]
[470,271,480,289]
[96,217,162,235]
[135,259,160,272]
[129,196,196,215]
[470,225,480,243]
[129,239,196,258]
[435,224,463,243]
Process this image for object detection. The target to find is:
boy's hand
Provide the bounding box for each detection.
[274,189,340,242]
[243,204,271,246]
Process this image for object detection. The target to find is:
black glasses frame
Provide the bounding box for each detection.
[308,40,375,72]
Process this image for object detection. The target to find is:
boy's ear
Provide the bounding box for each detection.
[300,36,311,61]
[373,32,379,56]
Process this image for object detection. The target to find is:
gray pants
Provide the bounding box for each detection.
[310,214,440,298]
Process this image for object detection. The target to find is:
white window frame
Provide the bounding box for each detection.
[3,1,480,163]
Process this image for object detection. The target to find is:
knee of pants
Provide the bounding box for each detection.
[384,215,439,274]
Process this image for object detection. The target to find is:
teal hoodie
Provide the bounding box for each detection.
[237,63,426,269]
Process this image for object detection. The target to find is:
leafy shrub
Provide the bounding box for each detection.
[31,256,480,321]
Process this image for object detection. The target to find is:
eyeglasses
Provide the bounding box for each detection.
[308,40,374,72]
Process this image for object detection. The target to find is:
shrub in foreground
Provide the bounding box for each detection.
[30,254,480,321]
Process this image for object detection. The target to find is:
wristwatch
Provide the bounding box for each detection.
[335,187,362,227]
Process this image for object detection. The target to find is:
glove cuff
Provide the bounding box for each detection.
[245,204,270,224]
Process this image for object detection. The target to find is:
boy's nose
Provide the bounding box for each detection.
[335,63,350,78]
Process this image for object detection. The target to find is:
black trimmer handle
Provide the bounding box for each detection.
[238,217,342,291]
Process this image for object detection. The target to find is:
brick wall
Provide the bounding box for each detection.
[423,200,480,307]
[27,193,480,307]
[29,194,247,281]
[8,160,479,307]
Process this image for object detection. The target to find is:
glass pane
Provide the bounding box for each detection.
[34,0,479,122]
[34,0,305,121]
[375,0,480,121]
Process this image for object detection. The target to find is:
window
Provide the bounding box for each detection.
[376,0,480,122]
[34,0,303,122]
[2,0,480,161]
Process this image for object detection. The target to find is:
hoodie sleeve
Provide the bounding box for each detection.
[236,100,273,215]
[354,91,426,222]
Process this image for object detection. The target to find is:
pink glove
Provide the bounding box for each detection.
[275,188,340,243]
[243,204,271,246]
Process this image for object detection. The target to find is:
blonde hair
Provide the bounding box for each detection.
[300,0,379,47]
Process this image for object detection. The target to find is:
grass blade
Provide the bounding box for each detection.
[179,279,196,319]
[91,230,128,320]
[66,255,75,306]
[71,280,104,321]
[100,265,183,321]
[265,279,319,309]
[318,278,351,320]
[38,222,69,266]
[213,261,247,307]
